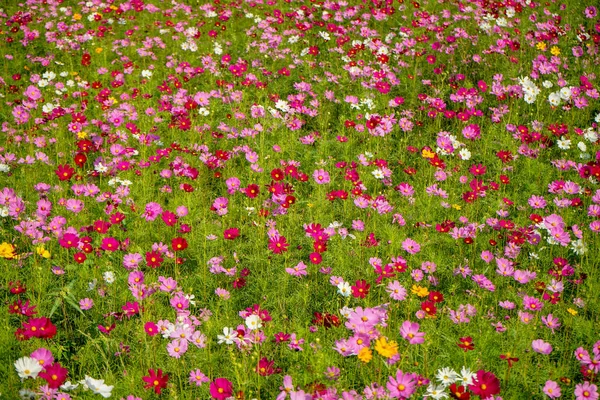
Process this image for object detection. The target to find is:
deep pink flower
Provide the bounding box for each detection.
[210,378,233,399]
[142,369,169,394]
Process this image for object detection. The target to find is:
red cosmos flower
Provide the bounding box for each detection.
[74,252,87,264]
[55,164,75,181]
[256,357,279,376]
[81,52,91,66]
[171,237,188,252]
[271,168,285,181]
[309,252,322,264]
[428,291,444,303]
[449,383,470,399]
[282,195,296,208]
[232,277,246,289]
[313,240,327,253]
[143,369,169,394]
[268,236,289,254]
[457,336,475,352]
[94,220,111,234]
[8,299,37,316]
[39,362,68,389]
[210,378,233,399]
[421,301,437,316]
[468,370,501,398]
[9,281,26,294]
[110,212,125,225]
[146,251,164,268]
[351,279,370,298]
[245,183,260,198]
[312,312,341,328]
[500,353,519,367]
[224,228,240,240]
[74,152,87,167]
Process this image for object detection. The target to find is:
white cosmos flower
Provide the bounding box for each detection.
[548,92,561,106]
[14,356,43,380]
[459,366,476,385]
[80,376,114,398]
[60,381,79,391]
[426,384,449,399]
[436,367,459,386]
[372,169,384,179]
[458,148,472,160]
[217,327,236,344]
[245,314,263,331]
[557,137,571,150]
[337,281,351,297]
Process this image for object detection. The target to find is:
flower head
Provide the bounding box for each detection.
[142,369,169,394]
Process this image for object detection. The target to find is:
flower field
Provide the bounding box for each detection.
[1,0,600,398]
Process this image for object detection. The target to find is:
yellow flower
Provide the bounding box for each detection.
[95,47,103,54]
[77,131,88,139]
[73,13,82,21]
[36,245,51,259]
[421,148,435,159]
[536,42,547,51]
[451,204,462,210]
[550,46,560,56]
[357,347,373,363]
[567,308,578,316]
[374,336,398,359]
[0,242,16,259]
[411,284,429,298]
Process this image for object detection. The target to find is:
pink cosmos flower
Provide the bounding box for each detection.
[543,380,561,398]
[123,253,143,270]
[79,298,94,310]
[30,348,54,368]
[523,295,544,312]
[386,281,407,301]
[189,369,210,387]
[387,369,416,398]
[286,261,308,277]
[542,314,561,333]
[167,338,188,358]
[401,238,421,254]
[532,339,553,354]
[312,169,330,184]
[143,202,162,221]
[400,321,425,344]
[575,382,598,400]
[277,375,294,400]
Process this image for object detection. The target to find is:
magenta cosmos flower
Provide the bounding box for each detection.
[210,378,233,399]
